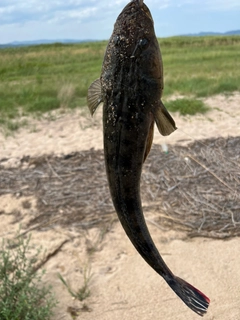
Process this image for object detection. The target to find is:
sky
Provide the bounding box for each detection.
[0,0,240,44]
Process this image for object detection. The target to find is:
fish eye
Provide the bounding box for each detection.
[139,38,148,47]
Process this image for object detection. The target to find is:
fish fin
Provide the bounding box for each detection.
[166,276,210,317]
[153,100,177,136]
[143,119,154,162]
[87,78,102,116]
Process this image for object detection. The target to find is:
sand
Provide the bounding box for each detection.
[0,93,240,319]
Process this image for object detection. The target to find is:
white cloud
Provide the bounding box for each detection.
[0,5,15,14]
[0,0,126,25]
[204,0,240,10]
[171,0,240,10]
[0,0,239,43]
[48,7,98,24]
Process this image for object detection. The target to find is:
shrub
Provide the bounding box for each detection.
[0,235,57,320]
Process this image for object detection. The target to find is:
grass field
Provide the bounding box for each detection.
[0,36,240,130]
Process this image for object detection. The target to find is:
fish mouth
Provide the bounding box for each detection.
[135,0,153,22]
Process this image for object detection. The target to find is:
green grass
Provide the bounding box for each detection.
[58,265,93,302]
[160,36,240,97]
[0,36,240,129]
[0,41,106,128]
[0,234,57,320]
[165,98,210,115]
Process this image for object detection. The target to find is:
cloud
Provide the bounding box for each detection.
[170,0,240,11]
[204,0,240,10]
[0,0,99,25]
[0,0,239,43]
[1,0,240,27]
[0,0,172,26]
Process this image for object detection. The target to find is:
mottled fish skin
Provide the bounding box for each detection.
[87,0,209,316]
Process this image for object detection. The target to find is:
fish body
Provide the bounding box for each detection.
[87,0,209,316]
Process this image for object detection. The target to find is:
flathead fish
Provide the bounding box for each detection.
[87,0,210,316]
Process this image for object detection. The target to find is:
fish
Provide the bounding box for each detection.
[87,0,210,316]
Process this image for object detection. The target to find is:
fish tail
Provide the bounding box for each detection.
[166,276,210,316]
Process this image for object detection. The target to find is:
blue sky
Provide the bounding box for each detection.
[0,0,239,44]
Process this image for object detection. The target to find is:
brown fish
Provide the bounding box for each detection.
[87,0,210,316]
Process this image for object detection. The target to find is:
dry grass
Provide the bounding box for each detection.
[142,137,240,238]
[57,83,76,109]
[0,136,239,239]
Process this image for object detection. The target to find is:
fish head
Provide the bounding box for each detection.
[112,0,156,56]
[102,0,163,95]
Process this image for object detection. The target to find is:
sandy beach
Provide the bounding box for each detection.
[0,93,240,320]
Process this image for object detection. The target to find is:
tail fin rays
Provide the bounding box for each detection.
[166,276,210,317]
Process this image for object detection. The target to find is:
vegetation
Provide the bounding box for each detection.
[165,98,210,115]
[160,36,240,97]
[58,265,93,302]
[0,36,239,128]
[0,235,57,320]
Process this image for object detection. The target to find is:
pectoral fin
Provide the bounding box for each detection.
[87,78,102,116]
[153,100,177,136]
[144,119,154,162]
